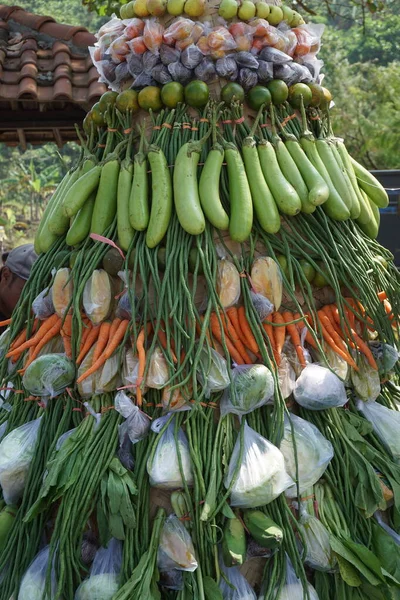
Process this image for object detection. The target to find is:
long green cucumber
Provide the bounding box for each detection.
[62,162,101,217]
[199,145,229,231]
[274,138,314,213]
[285,140,330,206]
[329,142,360,219]
[117,160,135,251]
[315,139,354,212]
[34,170,72,253]
[242,141,280,233]
[350,156,389,208]
[335,140,365,219]
[65,193,95,246]
[129,152,149,231]
[257,140,301,216]
[356,191,380,239]
[146,146,172,248]
[47,166,83,235]
[225,143,253,242]
[173,142,205,236]
[91,158,120,235]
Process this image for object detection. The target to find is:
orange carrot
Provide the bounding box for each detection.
[108,318,122,341]
[319,322,359,370]
[318,309,348,352]
[238,306,259,354]
[222,310,252,364]
[136,323,152,407]
[227,307,252,352]
[349,328,378,370]
[77,320,130,385]
[76,325,99,365]
[22,320,63,370]
[0,318,11,327]
[61,314,73,338]
[91,322,112,366]
[10,328,27,351]
[322,305,345,338]
[6,314,59,358]
[210,313,244,365]
[383,299,395,321]
[273,312,286,360]
[262,321,280,365]
[377,291,387,301]
[282,311,306,368]
[157,322,177,363]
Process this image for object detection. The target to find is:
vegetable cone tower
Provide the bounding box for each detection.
[0,2,399,599]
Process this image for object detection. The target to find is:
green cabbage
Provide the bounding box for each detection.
[22,354,75,398]
[221,364,274,416]
[75,574,119,600]
[18,572,48,600]
[351,355,381,401]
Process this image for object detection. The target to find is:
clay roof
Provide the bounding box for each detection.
[0,5,107,147]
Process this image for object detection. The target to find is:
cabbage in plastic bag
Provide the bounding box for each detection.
[225,422,293,508]
[219,561,256,600]
[294,364,347,410]
[32,287,55,320]
[298,504,336,571]
[220,364,274,417]
[280,413,333,497]
[357,400,400,463]
[75,538,122,600]
[351,355,381,402]
[278,354,296,400]
[22,353,75,398]
[197,347,230,398]
[275,554,320,600]
[78,346,96,399]
[95,353,121,393]
[147,421,193,489]
[0,417,43,503]
[157,515,198,572]
[147,346,169,389]
[0,420,7,441]
[18,546,56,600]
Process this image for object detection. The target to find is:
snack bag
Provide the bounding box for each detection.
[157,515,198,572]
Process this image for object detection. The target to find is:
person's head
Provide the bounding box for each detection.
[0,244,37,318]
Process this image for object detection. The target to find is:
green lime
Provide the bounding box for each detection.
[299,259,316,283]
[247,86,272,111]
[184,80,210,108]
[98,91,118,113]
[266,80,289,105]
[91,102,106,127]
[276,254,288,277]
[116,89,139,113]
[221,82,245,106]
[313,263,329,288]
[138,86,163,111]
[161,82,184,108]
[288,83,313,108]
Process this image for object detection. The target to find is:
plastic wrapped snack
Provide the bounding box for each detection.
[157,515,198,572]
[96,353,121,394]
[18,546,56,600]
[216,259,241,309]
[225,422,293,508]
[146,346,170,389]
[83,270,112,325]
[293,364,347,410]
[162,385,192,412]
[75,538,122,600]
[219,561,256,600]
[115,390,151,445]
[220,364,274,416]
[351,355,381,402]
[278,354,296,400]
[298,503,336,572]
[196,347,230,398]
[0,417,42,504]
[357,400,400,463]
[23,354,75,398]
[276,554,320,600]
[280,414,333,497]
[32,287,55,320]
[147,420,193,489]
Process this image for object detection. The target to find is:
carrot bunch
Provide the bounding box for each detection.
[6,315,62,371]
[209,307,257,366]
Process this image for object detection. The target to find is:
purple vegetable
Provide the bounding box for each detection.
[215,57,238,80]
[259,47,292,64]
[235,51,259,70]
[168,62,193,84]
[181,44,203,69]
[194,57,217,84]
[238,68,258,90]
[257,60,274,84]
[160,44,181,65]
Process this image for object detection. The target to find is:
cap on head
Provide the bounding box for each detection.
[5,244,37,281]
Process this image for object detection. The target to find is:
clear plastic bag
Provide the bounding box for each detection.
[0,328,10,360]
[278,353,296,400]
[181,44,203,69]
[369,342,399,375]
[18,546,56,600]
[357,400,400,463]
[146,346,169,389]
[250,291,273,321]
[374,511,400,544]
[299,55,324,82]
[163,17,195,45]
[207,26,237,53]
[143,18,163,53]
[23,353,75,398]
[0,420,7,441]
[153,63,173,84]
[294,364,347,410]
[162,385,192,412]
[168,62,193,84]
[83,270,112,325]
[280,413,333,497]
[115,390,151,445]
[142,49,161,73]
[216,259,241,309]
[160,43,181,65]
[293,23,324,58]
[219,561,256,600]
[276,554,320,600]
[351,355,381,402]
[147,421,194,489]
[259,46,293,64]
[238,68,258,90]
[215,56,238,80]
[127,51,144,76]
[194,57,217,83]
[225,422,293,508]
[97,16,125,41]
[123,17,145,40]
[32,287,55,320]
[196,347,230,399]
[229,22,254,52]
[257,60,274,84]
[298,503,336,572]
[75,538,122,600]
[95,353,121,394]
[0,417,42,504]
[234,51,259,70]
[220,364,274,417]
[157,515,198,572]
[78,346,96,399]
[116,291,132,320]
[159,569,184,590]
[132,71,156,88]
